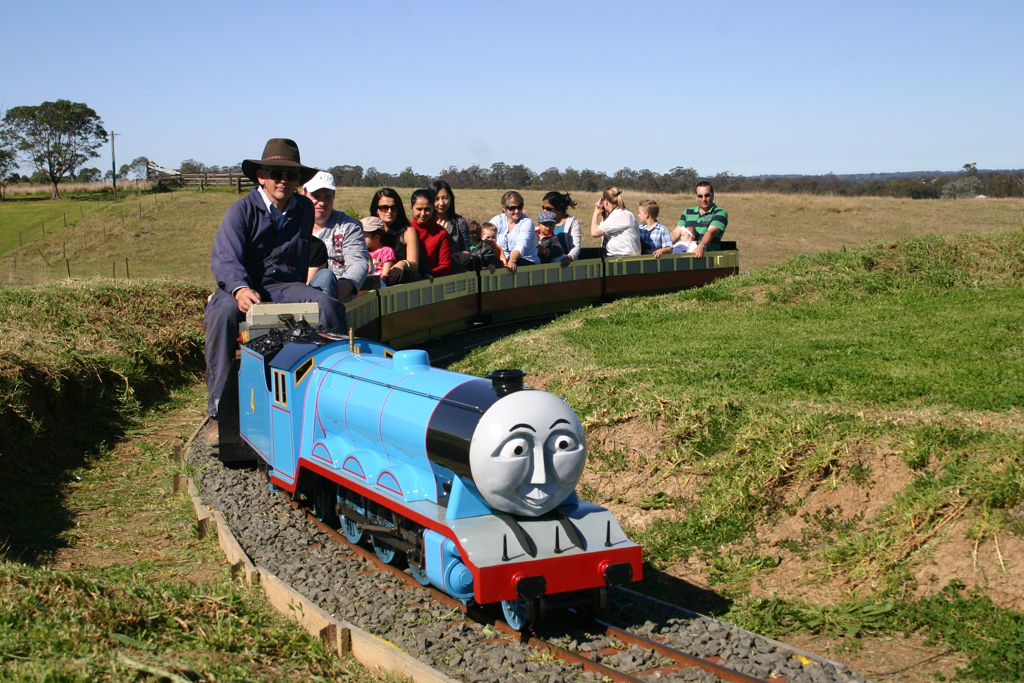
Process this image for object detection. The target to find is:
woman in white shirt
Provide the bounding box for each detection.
[488,190,540,273]
[590,186,642,257]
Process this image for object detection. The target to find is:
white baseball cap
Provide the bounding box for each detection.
[303,170,336,194]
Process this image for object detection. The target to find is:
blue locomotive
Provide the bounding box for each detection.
[235,317,642,629]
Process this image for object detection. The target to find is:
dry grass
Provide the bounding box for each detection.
[2,180,154,196]
[2,187,1023,285]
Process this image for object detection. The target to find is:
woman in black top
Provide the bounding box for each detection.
[370,188,421,284]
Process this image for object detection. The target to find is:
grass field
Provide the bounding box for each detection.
[1,187,1022,284]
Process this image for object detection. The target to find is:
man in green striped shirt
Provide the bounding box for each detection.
[670,182,728,258]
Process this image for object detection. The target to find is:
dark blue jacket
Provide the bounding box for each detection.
[211,188,315,294]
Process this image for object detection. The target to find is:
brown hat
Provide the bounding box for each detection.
[241,138,318,184]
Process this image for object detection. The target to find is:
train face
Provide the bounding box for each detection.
[237,330,642,620]
[469,390,586,516]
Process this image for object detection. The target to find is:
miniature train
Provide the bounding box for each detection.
[215,244,739,628]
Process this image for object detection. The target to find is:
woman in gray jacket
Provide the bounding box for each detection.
[430,179,472,272]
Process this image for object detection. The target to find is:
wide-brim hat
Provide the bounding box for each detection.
[241,138,318,184]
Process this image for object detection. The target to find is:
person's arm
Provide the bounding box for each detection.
[386,226,421,284]
[693,226,722,258]
[453,215,472,265]
[590,204,605,238]
[510,217,538,268]
[211,200,261,312]
[212,201,255,295]
[335,218,369,299]
[404,225,420,271]
[306,266,320,284]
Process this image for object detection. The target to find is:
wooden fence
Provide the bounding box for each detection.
[155,172,255,193]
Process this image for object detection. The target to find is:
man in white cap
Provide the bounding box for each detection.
[302,171,368,300]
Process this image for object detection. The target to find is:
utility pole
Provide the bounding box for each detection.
[110,131,120,200]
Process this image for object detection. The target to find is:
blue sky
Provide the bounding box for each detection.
[2,0,1021,178]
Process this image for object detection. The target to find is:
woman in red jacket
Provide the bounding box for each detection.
[409,188,452,278]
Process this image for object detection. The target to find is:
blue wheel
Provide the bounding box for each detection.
[373,536,399,564]
[410,562,429,586]
[501,598,538,631]
[342,516,363,544]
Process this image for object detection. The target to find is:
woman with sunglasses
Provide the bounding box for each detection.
[488,190,539,273]
[370,188,421,284]
[429,179,472,272]
[591,186,642,257]
[540,191,583,268]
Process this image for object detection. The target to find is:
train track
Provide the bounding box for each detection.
[188,437,867,683]
[289,493,771,683]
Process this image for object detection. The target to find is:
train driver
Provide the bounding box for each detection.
[203,138,348,445]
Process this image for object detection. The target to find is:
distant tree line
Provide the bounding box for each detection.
[317,162,1023,199]
[0,93,1020,203]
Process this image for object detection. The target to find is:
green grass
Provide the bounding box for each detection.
[0,563,365,682]
[0,195,110,256]
[0,279,207,562]
[0,380,387,682]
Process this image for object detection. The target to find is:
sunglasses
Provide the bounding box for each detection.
[262,168,302,182]
[504,204,524,212]
[377,204,398,212]
[696,193,713,198]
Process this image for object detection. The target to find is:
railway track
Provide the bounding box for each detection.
[188,436,868,683]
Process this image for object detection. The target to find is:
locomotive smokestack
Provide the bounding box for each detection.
[487,369,527,396]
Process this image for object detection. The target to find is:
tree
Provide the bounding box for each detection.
[123,156,150,180]
[0,141,16,201]
[1,99,107,199]
[77,167,101,182]
[328,164,363,187]
[984,173,1024,198]
[179,159,208,175]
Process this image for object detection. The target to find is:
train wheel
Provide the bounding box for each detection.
[342,516,363,544]
[409,562,429,586]
[372,536,403,565]
[312,479,337,526]
[501,598,538,631]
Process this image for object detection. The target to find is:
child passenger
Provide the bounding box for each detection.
[637,200,674,258]
[468,219,501,272]
[535,211,565,264]
[480,222,506,266]
[361,216,396,283]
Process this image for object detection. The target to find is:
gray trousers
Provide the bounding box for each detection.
[204,282,347,416]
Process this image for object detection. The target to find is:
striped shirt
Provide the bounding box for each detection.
[678,204,728,249]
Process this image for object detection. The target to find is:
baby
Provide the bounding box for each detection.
[361,216,396,283]
[669,225,699,254]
